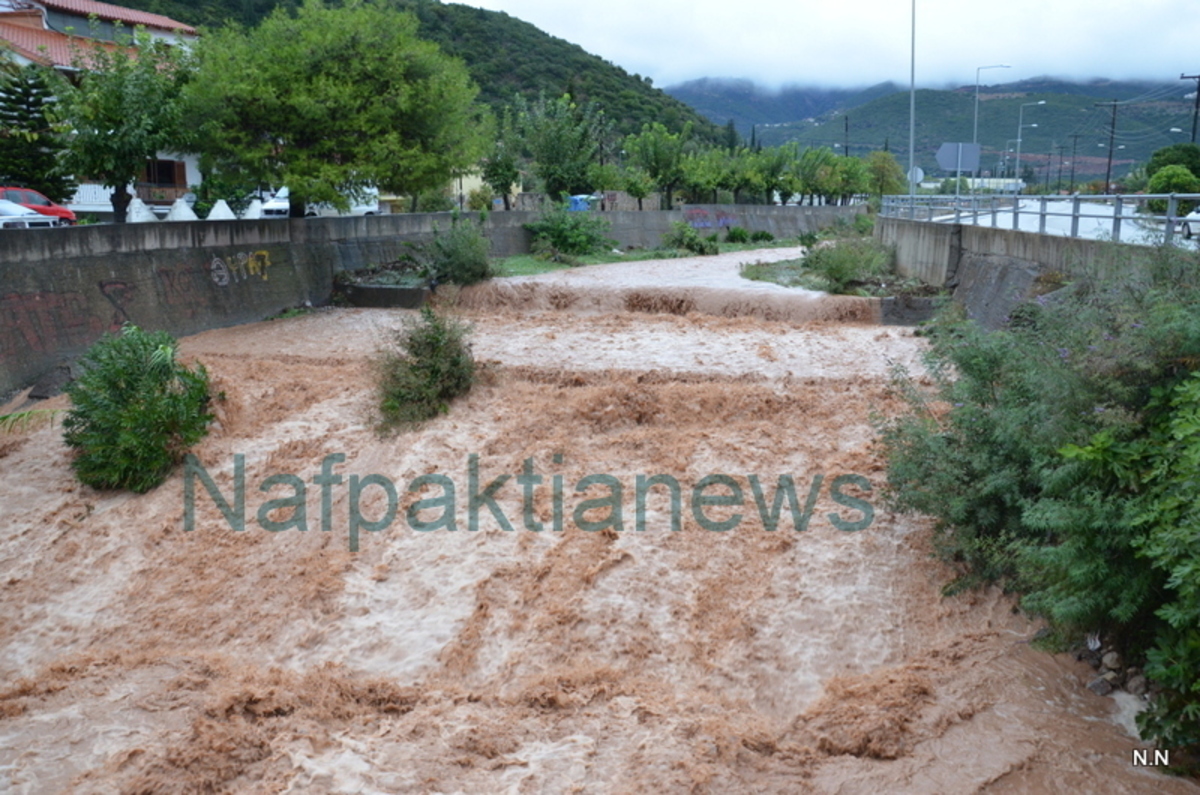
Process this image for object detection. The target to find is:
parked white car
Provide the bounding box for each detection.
[1181,208,1200,239]
[261,186,379,218]
[0,198,60,229]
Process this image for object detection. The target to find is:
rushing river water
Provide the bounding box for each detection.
[1,251,1194,792]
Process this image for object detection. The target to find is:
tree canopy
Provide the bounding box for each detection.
[864,150,906,199]
[185,0,489,215]
[515,93,602,198]
[47,26,191,222]
[1147,143,1200,180]
[112,0,720,144]
[624,122,691,210]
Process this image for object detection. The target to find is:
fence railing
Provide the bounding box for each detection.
[880,193,1200,246]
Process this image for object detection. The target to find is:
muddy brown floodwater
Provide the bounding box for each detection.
[1,250,1195,793]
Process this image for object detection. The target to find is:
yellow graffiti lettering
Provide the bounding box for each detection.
[248,251,272,280]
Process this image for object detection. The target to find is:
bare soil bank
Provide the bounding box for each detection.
[1,254,1194,793]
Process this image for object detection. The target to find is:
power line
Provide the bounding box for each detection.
[1113,83,1187,105]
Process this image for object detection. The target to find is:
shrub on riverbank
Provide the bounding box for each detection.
[877,242,1200,764]
[376,306,475,431]
[63,325,212,493]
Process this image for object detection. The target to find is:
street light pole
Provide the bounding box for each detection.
[973,64,1010,148]
[1014,100,1045,196]
[908,0,916,200]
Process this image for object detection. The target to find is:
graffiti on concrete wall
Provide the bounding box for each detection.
[0,291,110,362]
[100,251,276,322]
[210,251,272,286]
[1,249,279,374]
[156,264,210,321]
[686,208,738,230]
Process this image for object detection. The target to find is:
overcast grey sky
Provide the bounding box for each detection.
[450,0,1188,90]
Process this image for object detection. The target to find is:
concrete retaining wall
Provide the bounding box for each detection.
[1,205,861,398]
[876,217,961,286]
[877,216,1155,329]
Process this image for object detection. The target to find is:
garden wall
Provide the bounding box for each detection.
[1,205,862,398]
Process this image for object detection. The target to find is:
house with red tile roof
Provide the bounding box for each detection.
[0,0,194,69]
[0,0,199,217]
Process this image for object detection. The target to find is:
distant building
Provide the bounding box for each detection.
[0,0,199,217]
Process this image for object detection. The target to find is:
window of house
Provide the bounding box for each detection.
[140,160,187,187]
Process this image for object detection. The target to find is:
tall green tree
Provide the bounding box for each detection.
[624,121,691,210]
[756,143,797,205]
[722,118,740,153]
[187,0,488,216]
[725,147,763,204]
[481,107,521,210]
[679,147,727,204]
[840,156,870,204]
[863,150,906,199]
[622,166,654,211]
[796,147,838,205]
[515,93,601,198]
[48,26,192,223]
[0,63,75,201]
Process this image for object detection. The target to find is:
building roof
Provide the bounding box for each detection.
[0,18,120,68]
[36,0,195,35]
[0,18,75,66]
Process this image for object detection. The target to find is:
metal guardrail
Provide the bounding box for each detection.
[880,193,1200,246]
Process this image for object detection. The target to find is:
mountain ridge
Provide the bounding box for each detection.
[667,76,1194,180]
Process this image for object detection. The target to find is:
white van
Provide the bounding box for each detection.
[261,186,379,218]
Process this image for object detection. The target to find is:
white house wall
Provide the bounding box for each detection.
[67,153,204,216]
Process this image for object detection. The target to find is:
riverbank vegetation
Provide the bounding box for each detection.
[878,242,1200,767]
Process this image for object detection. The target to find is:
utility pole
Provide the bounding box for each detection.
[907,0,916,200]
[1068,133,1082,193]
[1055,144,1066,191]
[1096,100,1118,193]
[1182,73,1200,143]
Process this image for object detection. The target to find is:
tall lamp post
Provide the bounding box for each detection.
[1014,100,1045,195]
[907,0,916,202]
[1002,139,1019,184]
[973,64,1010,150]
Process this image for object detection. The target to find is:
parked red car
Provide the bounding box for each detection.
[0,187,76,224]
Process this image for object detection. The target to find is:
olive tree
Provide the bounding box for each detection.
[186,0,488,216]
